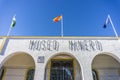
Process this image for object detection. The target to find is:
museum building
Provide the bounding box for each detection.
[0,36,120,80]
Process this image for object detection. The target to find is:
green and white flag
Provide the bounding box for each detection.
[11,15,16,28]
[7,15,16,36]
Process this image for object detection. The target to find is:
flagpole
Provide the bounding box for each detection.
[108,14,119,39]
[61,15,64,37]
[7,26,12,36]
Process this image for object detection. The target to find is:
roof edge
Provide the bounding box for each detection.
[0,36,119,40]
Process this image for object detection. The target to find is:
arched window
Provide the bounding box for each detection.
[92,69,98,80]
[26,69,35,80]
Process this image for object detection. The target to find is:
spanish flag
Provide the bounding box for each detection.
[53,15,62,22]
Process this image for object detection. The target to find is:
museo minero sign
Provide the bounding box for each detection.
[29,40,103,51]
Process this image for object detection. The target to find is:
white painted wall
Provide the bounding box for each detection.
[0,37,120,80]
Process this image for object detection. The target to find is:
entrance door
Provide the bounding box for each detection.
[50,60,74,80]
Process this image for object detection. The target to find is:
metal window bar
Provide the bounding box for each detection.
[50,67,73,80]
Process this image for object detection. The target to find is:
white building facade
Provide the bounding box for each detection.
[0,36,120,80]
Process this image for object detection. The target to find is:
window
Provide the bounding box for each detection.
[50,60,74,80]
[26,69,35,80]
[0,67,4,80]
[92,69,98,80]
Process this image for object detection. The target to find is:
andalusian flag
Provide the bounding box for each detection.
[7,15,16,36]
[53,15,62,22]
[11,15,16,28]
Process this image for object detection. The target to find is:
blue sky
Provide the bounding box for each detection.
[0,0,120,37]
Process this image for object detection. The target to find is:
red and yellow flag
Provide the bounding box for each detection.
[53,15,62,22]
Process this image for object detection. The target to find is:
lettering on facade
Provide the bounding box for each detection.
[69,40,103,51]
[29,40,59,51]
[29,40,103,52]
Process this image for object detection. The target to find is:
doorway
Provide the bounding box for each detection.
[50,60,74,80]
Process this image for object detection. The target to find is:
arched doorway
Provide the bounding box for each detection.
[0,52,35,80]
[45,53,82,80]
[92,54,120,80]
